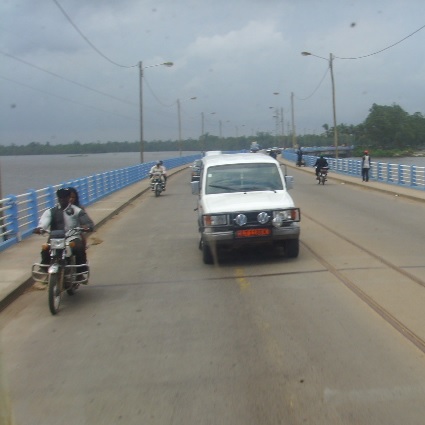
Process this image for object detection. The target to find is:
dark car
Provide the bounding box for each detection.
[190,159,203,182]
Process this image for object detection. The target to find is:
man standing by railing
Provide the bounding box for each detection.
[362,150,371,182]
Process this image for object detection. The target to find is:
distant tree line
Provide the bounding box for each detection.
[299,103,425,155]
[1,103,424,156]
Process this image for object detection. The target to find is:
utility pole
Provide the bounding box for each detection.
[139,61,144,163]
[291,92,296,148]
[329,53,339,159]
[177,99,182,156]
[281,107,285,147]
[201,112,205,152]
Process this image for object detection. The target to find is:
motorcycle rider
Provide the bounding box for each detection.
[68,186,88,266]
[314,155,329,178]
[149,160,167,190]
[33,187,94,274]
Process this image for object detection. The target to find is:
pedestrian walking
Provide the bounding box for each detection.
[362,150,371,182]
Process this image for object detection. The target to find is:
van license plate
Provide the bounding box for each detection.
[235,228,271,238]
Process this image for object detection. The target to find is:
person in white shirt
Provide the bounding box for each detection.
[361,150,371,182]
[149,160,167,189]
[33,188,94,269]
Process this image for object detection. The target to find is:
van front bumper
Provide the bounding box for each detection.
[202,224,300,247]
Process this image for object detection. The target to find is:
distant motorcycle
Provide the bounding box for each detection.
[317,167,329,185]
[32,227,89,315]
[150,172,165,196]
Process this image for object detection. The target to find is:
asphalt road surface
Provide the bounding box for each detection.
[3,167,425,425]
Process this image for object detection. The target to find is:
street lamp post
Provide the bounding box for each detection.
[177,97,197,156]
[301,51,339,158]
[291,92,296,148]
[139,60,173,163]
[200,112,216,152]
[272,92,285,147]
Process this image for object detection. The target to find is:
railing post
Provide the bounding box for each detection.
[398,164,404,185]
[91,175,97,203]
[80,178,89,206]
[28,189,39,230]
[6,195,19,242]
[411,165,416,187]
[97,173,104,199]
[47,186,57,209]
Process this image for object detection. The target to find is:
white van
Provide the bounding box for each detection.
[191,153,300,264]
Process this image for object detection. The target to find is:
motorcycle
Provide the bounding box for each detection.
[150,172,165,197]
[317,167,329,185]
[31,227,89,315]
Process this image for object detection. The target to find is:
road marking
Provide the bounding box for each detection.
[235,268,250,292]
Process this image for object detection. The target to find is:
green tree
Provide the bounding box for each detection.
[363,103,409,148]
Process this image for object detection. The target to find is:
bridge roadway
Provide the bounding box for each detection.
[3,158,425,424]
[2,159,425,312]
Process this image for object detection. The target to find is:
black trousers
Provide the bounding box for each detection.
[362,168,370,181]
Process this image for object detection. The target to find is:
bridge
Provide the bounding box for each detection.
[3,156,425,423]
[1,149,425,307]
[2,149,425,255]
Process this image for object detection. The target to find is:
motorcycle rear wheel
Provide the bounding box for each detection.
[48,273,62,315]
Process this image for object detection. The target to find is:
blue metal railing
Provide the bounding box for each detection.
[0,155,200,252]
[283,151,425,190]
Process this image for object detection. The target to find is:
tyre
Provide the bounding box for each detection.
[201,239,214,264]
[48,273,62,315]
[155,183,161,197]
[285,239,299,258]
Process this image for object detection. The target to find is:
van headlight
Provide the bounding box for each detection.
[272,209,300,227]
[203,214,228,226]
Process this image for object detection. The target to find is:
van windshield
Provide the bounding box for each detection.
[205,163,283,194]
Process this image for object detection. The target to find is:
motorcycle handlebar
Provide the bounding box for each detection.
[33,226,92,236]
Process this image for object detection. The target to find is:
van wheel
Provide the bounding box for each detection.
[201,240,214,264]
[285,239,299,258]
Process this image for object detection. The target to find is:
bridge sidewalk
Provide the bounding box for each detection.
[0,166,187,312]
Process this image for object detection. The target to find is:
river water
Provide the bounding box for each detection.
[0,151,199,197]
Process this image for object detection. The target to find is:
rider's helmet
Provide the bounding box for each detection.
[159,160,163,165]
[156,160,161,166]
[56,188,71,198]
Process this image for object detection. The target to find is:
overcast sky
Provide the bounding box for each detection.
[1,0,425,146]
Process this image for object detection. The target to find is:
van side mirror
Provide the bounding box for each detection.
[285,175,294,190]
[191,181,200,195]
